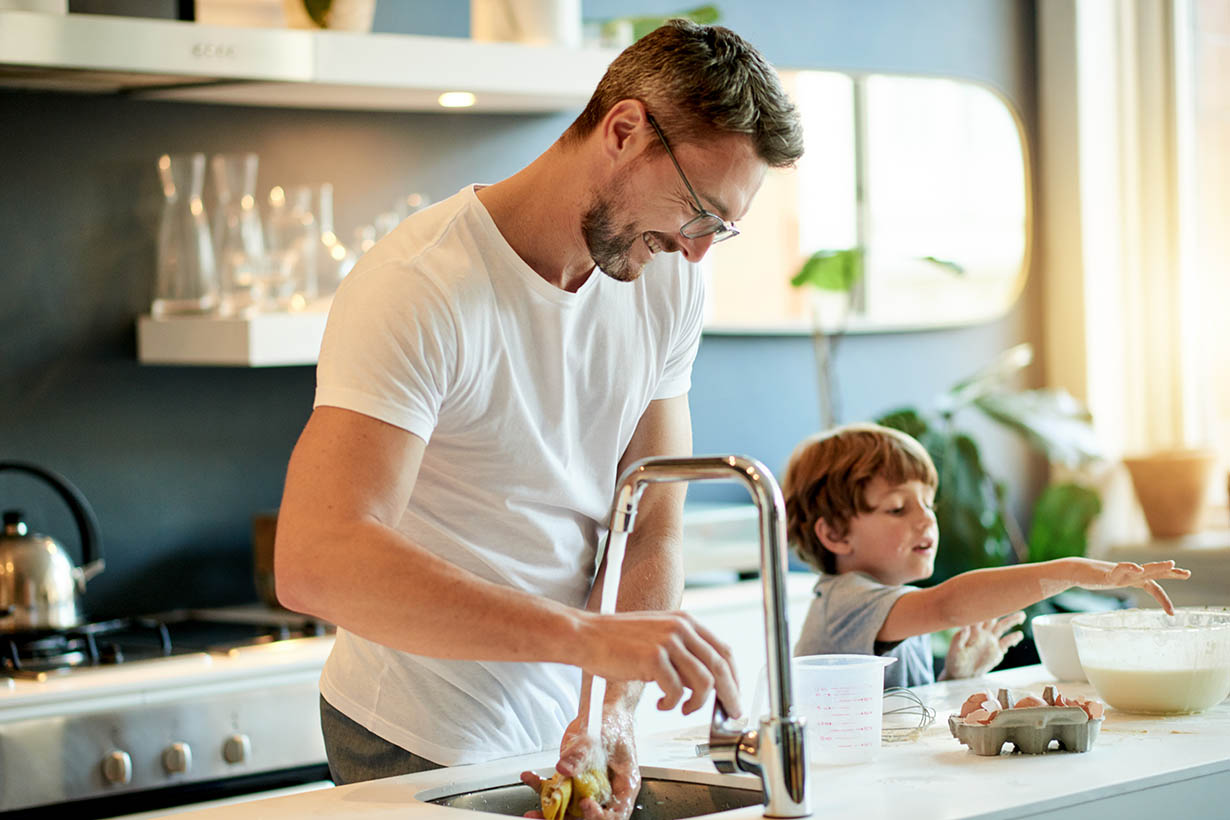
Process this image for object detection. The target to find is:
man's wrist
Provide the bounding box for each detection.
[603,680,645,719]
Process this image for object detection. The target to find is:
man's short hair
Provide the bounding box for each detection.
[565,19,804,168]
[783,423,939,574]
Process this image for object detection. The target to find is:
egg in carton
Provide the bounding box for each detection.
[947,685,1105,756]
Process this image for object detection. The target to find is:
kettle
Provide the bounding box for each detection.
[0,461,105,632]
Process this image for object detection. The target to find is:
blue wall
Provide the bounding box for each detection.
[0,1,1040,617]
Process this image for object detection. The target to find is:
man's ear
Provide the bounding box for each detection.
[599,99,650,161]
[814,518,852,555]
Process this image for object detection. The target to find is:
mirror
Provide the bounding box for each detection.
[701,71,1031,334]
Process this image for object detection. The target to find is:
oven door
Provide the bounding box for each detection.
[0,675,332,818]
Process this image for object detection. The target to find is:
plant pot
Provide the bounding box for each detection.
[1122,450,1215,539]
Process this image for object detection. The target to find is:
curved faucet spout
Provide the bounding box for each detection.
[609,455,810,818]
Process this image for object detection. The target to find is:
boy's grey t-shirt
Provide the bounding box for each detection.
[794,572,935,689]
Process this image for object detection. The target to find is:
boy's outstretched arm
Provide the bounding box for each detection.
[877,558,1191,643]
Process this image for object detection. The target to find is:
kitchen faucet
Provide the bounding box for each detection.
[609,455,810,818]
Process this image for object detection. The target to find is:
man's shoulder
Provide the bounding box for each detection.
[339,188,493,298]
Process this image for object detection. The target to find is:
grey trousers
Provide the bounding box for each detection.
[319,696,443,785]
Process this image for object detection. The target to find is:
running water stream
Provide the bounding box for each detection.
[586,530,629,741]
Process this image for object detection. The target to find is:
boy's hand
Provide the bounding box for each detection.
[1072,559,1192,615]
[940,611,1025,680]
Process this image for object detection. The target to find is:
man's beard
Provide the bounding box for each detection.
[581,194,649,283]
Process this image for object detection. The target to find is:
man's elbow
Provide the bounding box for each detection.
[273,527,324,616]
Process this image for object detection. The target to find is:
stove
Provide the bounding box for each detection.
[0,607,336,817]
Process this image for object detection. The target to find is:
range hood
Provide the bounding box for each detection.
[0,9,616,111]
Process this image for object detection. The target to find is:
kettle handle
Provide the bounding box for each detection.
[0,461,105,581]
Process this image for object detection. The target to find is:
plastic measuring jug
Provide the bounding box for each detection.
[759,654,897,765]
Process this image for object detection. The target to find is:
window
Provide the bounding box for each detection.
[700,70,1030,334]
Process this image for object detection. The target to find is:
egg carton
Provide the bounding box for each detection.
[948,687,1103,756]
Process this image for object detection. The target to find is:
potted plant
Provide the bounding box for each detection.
[875,344,1105,583]
[873,345,1117,666]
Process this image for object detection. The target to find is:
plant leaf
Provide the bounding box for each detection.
[1027,482,1102,562]
[628,5,722,40]
[790,248,863,292]
[973,389,1104,467]
[940,343,1033,413]
[920,255,965,275]
[876,408,929,441]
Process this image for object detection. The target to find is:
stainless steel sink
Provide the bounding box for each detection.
[426,769,764,820]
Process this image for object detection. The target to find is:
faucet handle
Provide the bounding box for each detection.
[708,698,758,775]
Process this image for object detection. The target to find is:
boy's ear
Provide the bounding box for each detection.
[814,518,853,555]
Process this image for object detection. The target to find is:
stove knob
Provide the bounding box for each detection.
[222,733,251,764]
[162,741,193,774]
[102,750,132,785]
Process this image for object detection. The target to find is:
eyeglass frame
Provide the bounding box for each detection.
[645,113,740,244]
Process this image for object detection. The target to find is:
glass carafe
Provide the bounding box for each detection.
[210,153,266,317]
[265,184,319,311]
[153,153,217,317]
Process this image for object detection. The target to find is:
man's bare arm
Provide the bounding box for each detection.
[275,404,739,702]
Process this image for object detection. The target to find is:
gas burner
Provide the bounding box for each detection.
[0,609,334,679]
[1,618,172,678]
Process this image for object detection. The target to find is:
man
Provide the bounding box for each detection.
[274,18,804,820]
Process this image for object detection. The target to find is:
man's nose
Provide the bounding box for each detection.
[679,232,717,262]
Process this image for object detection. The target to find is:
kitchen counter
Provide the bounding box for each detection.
[159,664,1230,819]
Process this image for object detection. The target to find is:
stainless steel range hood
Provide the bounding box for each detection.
[0,9,616,111]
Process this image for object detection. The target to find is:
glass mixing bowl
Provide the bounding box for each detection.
[1071,608,1230,715]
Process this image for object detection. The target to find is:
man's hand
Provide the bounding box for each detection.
[521,710,640,820]
[576,610,741,718]
[940,611,1026,680]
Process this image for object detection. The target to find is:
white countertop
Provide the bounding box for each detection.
[158,664,1230,820]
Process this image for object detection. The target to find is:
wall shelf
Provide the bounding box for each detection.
[0,10,618,112]
[137,311,328,367]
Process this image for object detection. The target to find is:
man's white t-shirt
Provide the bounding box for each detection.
[313,185,706,765]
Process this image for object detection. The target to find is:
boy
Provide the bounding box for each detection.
[782,423,1191,688]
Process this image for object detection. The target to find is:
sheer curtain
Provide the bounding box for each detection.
[1038,0,1226,548]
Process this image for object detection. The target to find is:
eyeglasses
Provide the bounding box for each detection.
[646,114,740,243]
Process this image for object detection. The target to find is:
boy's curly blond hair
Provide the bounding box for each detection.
[782,422,938,575]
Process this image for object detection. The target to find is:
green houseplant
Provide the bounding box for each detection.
[872,345,1111,659]
[875,344,1105,585]
[789,253,1105,587]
